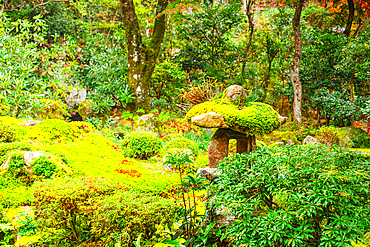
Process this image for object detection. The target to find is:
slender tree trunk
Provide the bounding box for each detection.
[344,0,355,37]
[350,72,355,127]
[290,0,304,124]
[120,0,168,112]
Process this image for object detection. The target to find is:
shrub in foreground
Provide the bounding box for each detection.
[33,176,177,246]
[121,131,162,159]
[213,145,370,247]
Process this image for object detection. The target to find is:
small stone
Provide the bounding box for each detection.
[303,135,320,145]
[197,167,219,181]
[278,114,288,125]
[20,120,40,126]
[191,112,229,128]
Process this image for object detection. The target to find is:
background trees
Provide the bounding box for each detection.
[0,0,369,125]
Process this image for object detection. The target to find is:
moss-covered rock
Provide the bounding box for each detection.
[186,98,280,136]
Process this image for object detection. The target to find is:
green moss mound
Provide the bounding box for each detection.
[185,99,280,136]
[121,131,163,160]
[28,119,78,142]
[163,137,199,158]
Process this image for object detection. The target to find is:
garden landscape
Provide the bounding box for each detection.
[0,0,370,246]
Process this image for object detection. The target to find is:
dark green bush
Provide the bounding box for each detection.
[213,145,370,247]
[31,156,58,179]
[163,137,199,158]
[121,131,163,160]
[315,126,353,147]
[349,127,370,148]
[0,122,17,143]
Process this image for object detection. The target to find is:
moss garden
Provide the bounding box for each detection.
[0,109,368,247]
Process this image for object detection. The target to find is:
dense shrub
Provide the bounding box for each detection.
[315,126,353,147]
[213,145,370,246]
[33,176,176,246]
[163,137,199,158]
[91,190,177,244]
[0,95,10,116]
[31,156,58,179]
[0,122,17,143]
[121,132,163,160]
[28,119,78,142]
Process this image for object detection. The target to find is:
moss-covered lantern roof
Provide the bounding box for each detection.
[185,86,280,136]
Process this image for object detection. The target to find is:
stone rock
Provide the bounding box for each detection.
[212,207,236,226]
[65,88,87,108]
[135,114,156,132]
[278,114,288,125]
[20,120,40,127]
[197,167,219,181]
[272,141,285,147]
[191,112,229,128]
[286,139,296,145]
[303,135,320,145]
[224,85,247,105]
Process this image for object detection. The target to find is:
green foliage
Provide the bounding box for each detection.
[163,137,199,159]
[0,95,10,116]
[0,186,33,208]
[259,130,299,146]
[28,119,78,143]
[0,141,32,164]
[315,126,353,147]
[0,122,17,143]
[74,33,134,112]
[150,61,187,105]
[121,132,163,160]
[213,145,370,246]
[186,99,280,136]
[5,151,28,180]
[31,156,58,179]
[33,99,69,120]
[90,190,178,245]
[69,121,96,135]
[349,127,370,148]
[175,2,244,79]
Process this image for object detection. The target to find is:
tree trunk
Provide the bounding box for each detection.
[344,0,355,37]
[241,0,255,75]
[290,0,304,124]
[120,0,168,112]
[350,72,355,127]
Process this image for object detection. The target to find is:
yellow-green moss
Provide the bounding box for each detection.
[186,99,280,136]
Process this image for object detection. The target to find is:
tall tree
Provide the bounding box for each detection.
[120,0,168,112]
[290,0,304,124]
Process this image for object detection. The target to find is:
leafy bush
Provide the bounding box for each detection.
[28,119,78,142]
[0,122,17,143]
[163,137,199,158]
[5,152,29,182]
[0,95,10,116]
[0,141,31,166]
[33,99,69,120]
[121,132,163,160]
[90,190,178,245]
[315,126,353,147]
[212,145,370,246]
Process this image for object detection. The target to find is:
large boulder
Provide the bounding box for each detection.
[65,88,87,108]
[135,114,156,132]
